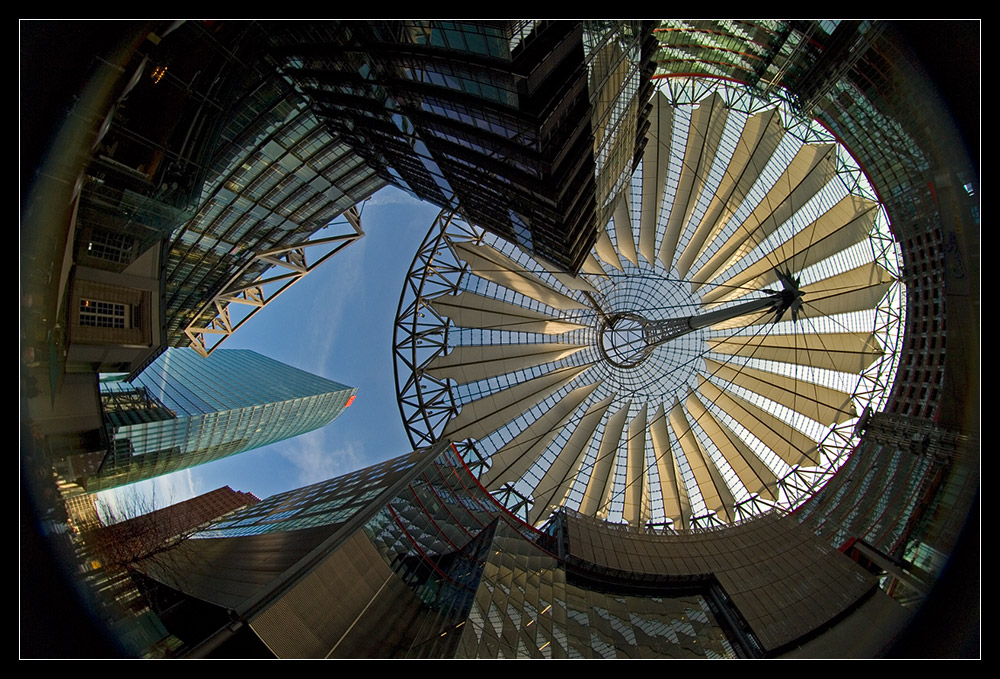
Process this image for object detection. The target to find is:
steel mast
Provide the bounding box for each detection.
[598,270,805,368]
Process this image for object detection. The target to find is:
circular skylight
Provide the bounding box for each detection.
[395,78,905,530]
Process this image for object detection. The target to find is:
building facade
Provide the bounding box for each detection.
[25,20,383,493]
[87,486,261,569]
[61,486,259,657]
[135,442,889,658]
[22,20,978,657]
[62,348,356,492]
[267,20,656,273]
[161,26,386,357]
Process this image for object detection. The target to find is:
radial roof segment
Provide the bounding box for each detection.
[697,195,880,308]
[395,79,906,531]
[441,364,593,443]
[705,332,884,375]
[427,343,590,386]
[429,292,588,335]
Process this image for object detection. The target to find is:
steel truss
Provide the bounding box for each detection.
[185,206,364,356]
[393,79,907,530]
[393,210,489,473]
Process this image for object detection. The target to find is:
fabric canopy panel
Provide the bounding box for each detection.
[396,79,905,531]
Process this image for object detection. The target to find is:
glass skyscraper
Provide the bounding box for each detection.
[83,349,356,491]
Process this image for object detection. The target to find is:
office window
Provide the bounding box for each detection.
[86,229,134,264]
[79,299,131,329]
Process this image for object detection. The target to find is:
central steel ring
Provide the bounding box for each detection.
[597,312,652,369]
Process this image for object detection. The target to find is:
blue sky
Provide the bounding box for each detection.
[98,186,443,513]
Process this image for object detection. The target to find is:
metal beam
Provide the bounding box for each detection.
[185,206,363,356]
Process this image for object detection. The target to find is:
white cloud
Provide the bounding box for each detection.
[365,186,426,209]
[278,427,367,486]
[297,236,370,374]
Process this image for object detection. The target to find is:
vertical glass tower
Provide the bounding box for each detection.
[85,349,357,491]
[267,20,656,273]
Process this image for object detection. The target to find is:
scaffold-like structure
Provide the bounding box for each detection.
[395,80,906,531]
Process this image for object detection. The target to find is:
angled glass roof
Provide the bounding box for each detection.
[395,79,905,530]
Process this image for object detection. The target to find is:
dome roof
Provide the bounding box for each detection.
[395,79,906,529]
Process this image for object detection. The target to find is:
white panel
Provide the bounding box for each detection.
[660,92,728,272]
[669,398,734,521]
[697,376,820,468]
[623,406,647,527]
[427,343,589,386]
[639,92,673,266]
[678,109,784,278]
[580,402,630,517]
[430,292,587,335]
[481,381,601,489]
[613,192,638,267]
[454,241,588,310]
[707,332,884,374]
[443,365,592,443]
[649,404,690,529]
[699,195,877,307]
[693,144,837,289]
[685,390,777,500]
[528,394,615,525]
[704,358,856,426]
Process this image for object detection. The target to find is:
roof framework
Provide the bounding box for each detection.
[184,206,364,356]
[394,79,905,530]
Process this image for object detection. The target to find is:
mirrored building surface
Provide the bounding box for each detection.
[21,19,979,658]
[63,348,356,492]
[136,442,880,658]
[268,20,656,273]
